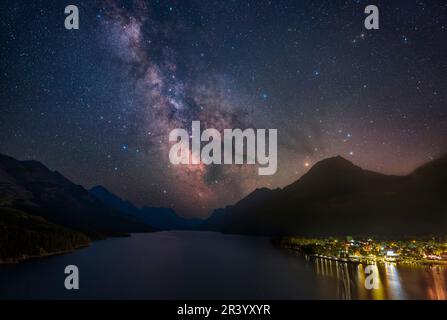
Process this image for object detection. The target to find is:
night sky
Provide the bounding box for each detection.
[1,0,446,217]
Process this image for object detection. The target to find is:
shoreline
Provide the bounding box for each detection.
[280,244,447,267]
[309,253,447,267]
[0,231,145,265]
[0,244,91,265]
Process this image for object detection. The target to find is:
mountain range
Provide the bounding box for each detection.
[0,152,194,262]
[2,151,447,262]
[89,185,203,230]
[0,153,153,238]
[202,155,447,237]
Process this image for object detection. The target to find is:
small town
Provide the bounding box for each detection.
[278,237,447,265]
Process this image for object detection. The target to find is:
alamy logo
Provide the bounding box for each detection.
[364,265,380,290]
[64,5,79,30]
[364,5,379,30]
[64,265,79,290]
[169,121,277,175]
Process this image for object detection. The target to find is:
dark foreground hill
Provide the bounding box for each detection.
[0,153,152,237]
[0,207,90,263]
[0,152,158,262]
[203,156,447,237]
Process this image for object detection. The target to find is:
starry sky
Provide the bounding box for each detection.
[1,0,446,217]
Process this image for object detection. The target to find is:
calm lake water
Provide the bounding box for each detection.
[0,231,446,300]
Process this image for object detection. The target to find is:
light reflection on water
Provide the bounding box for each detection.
[1,232,446,300]
[312,257,447,300]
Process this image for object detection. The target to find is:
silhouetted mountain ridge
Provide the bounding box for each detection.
[284,156,403,198]
[90,185,203,230]
[203,155,447,237]
[0,153,153,237]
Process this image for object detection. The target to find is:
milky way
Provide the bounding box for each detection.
[96,0,265,215]
[1,0,446,217]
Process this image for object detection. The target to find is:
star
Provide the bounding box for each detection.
[2,0,446,218]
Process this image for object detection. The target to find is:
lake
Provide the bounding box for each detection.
[0,231,446,300]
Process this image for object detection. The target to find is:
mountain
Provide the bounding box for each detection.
[0,207,90,263]
[0,153,153,238]
[90,185,203,230]
[202,155,447,237]
[89,185,138,216]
